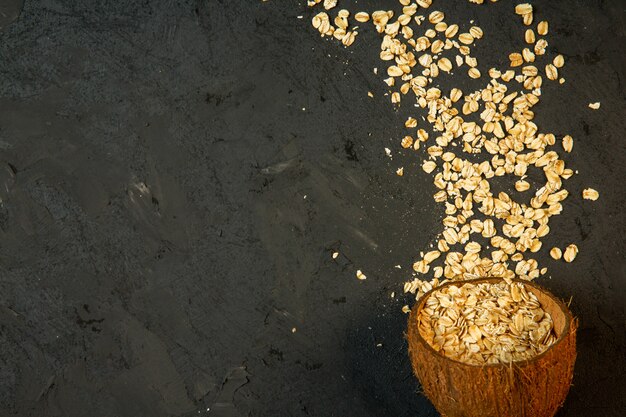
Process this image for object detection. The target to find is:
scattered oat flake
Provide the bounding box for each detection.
[563,244,579,263]
[422,160,437,173]
[323,0,337,10]
[402,305,411,314]
[367,91,374,97]
[582,188,599,201]
[356,270,367,280]
[562,135,573,153]
[396,167,404,176]
[588,102,600,109]
[355,12,370,23]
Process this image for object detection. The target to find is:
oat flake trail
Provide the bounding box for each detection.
[286,0,600,295]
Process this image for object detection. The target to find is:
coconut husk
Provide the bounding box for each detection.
[407,278,577,417]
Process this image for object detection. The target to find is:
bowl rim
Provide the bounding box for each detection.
[409,277,574,369]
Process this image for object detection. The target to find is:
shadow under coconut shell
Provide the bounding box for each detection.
[344,303,438,417]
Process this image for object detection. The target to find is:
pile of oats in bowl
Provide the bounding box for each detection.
[417,280,557,364]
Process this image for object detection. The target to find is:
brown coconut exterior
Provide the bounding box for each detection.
[407,278,577,417]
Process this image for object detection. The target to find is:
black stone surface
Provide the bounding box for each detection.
[0,1,624,416]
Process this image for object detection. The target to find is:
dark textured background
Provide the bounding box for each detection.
[0,0,624,416]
